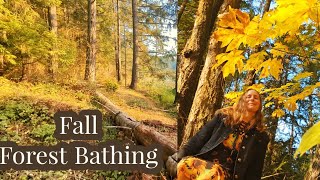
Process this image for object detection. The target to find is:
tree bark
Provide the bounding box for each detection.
[177,0,224,145]
[305,145,320,180]
[289,112,294,155]
[305,93,320,179]
[263,0,272,14]
[124,25,127,87]
[48,5,58,82]
[94,91,177,162]
[177,0,188,24]
[84,0,97,83]
[244,70,256,86]
[130,0,138,89]
[180,0,242,146]
[0,54,3,76]
[115,0,121,82]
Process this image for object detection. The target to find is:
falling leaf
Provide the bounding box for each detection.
[294,121,320,158]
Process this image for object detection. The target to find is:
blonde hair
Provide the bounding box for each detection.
[217,89,265,131]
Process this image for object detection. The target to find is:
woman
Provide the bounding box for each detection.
[173,89,269,180]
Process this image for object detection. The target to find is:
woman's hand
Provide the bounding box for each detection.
[166,152,178,177]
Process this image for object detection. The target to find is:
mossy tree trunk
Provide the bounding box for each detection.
[84,0,97,83]
[181,0,242,146]
[130,0,138,89]
[177,0,224,145]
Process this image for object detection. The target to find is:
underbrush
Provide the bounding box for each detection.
[138,77,176,111]
[0,100,56,145]
[0,77,92,111]
[0,99,132,179]
[0,78,134,179]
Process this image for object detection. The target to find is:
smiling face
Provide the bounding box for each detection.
[244,90,261,113]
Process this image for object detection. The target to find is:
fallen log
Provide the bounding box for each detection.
[94,91,177,163]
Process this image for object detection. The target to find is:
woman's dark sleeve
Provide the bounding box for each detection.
[177,113,223,160]
[245,131,270,180]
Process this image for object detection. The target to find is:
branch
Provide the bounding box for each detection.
[272,48,320,61]
[261,172,284,179]
[295,34,308,61]
[178,0,188,23]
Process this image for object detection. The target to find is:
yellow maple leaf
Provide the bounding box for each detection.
[258,58,283,80]
[309,5,320,24]
[270,43,289,58]
[293,72,313,81]
[259,66,269,79]
[247,84,265,92]
[284,99,297,111]
[265,102,274,108]
[214,29,237,48]
[314,43,320,51]
[226,35,244,52]
[215,7,250,50]
[225,91,243,101]
[295,121,320,158]
[221,50,244,77]
[244,51,267,71]
[213,53,228,69]
[272,109,285,118]
[269,58,283,80]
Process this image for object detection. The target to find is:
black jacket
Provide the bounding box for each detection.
[177,113,270,180]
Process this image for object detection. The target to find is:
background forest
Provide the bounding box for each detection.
[177,0,320,179]
[0,0,177,179]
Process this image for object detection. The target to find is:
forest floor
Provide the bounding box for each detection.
[98,86,177,146]
[0,78,176,179]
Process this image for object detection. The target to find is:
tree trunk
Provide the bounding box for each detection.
[94,91,177,162]
[264,102,279,168]
[177,0,188,23]
[265,57,288,170]
[124,25,127,87]
[0,54,3,76]
[177,0,224,145]
[180,0,242,146]
[289,112,294,155]
[20,57,29,82]
[305,145,320,180]
[115,0,121,82]
[263,0,272,14]
[305,93,320,180]
[84,0,97,83]
[48,5,58,82]
[130,0,138,89]
[174,55,179,104]
[244,0,271,86]
[244,70,256,86]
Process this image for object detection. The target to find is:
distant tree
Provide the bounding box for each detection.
[115,0,121,82]
[48,4,58,82]
[84,0,97,82]
[130,0,138,89]
[177,0,188,23]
